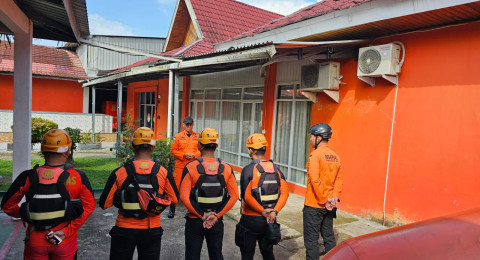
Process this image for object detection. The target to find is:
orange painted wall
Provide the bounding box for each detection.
[0,75,83,112]
[310,22,480,221]
[126,79,170,139]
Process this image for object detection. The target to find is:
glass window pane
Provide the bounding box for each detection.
[240,155,251,166]
[291,102,312,169]
[254,103,263,133]
[222,88,242,100]
[243,87,264,100]
[179,90,183,101]
[139,105,145,127]
[241,103,253,154]
[295,87,308,100]
[196,102,204,131]
[177,101,183,133]
[146,92,151,104]
[274,101,292,165]
[205,89,221,99]
[205,101,221,134]
[277,85,294,99]
[139,92,145,104]
[292,169,306,185]
[191,90,204,99]
[221,101,240,154]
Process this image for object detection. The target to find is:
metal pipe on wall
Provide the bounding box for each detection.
[383,83,399,225]
[116,80,123,155]
[167,70,174,138]
[91,86,96,143]
[173,73,180,135]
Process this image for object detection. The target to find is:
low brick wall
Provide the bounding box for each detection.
[0,132,13,142]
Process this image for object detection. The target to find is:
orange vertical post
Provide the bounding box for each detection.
[262,63,277,160]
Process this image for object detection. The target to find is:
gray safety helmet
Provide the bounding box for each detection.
[310,123,332,140]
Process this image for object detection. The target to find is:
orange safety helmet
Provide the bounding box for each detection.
[246,133,268,149]
[41,129,72,153]
[198,128,219,145]
[132,127,156,146]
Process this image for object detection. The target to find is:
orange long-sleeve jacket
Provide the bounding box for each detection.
[305,145,343,208]
[99,160,178,229]
[171,130,200,189]
[180,157,239,219]
[1,165,95,246]
[240,160,289,216]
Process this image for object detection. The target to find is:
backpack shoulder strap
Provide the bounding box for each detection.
[194,159,206,189]
[56,170,71,201]
[217,160,226,188]
[25,167,40,201]
[123,161,140,191]
[150,162,161,192]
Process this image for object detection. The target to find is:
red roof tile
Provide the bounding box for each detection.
[225,0,372,42]
[190,0,282,44]
[106,0,282,76]
[0,43,88,80]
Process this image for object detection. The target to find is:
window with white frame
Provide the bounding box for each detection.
[138,92,156,130]
[273,84,311,185]
[189,87,263,167]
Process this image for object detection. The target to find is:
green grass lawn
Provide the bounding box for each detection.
[0,158,120,191]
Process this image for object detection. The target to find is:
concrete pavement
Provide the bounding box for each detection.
[1,192,386,259]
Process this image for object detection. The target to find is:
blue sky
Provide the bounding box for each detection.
[35,0,319,46]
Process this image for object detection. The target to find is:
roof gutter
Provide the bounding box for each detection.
[81,44,276,87]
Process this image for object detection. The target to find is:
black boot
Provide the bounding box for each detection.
[168,204,175,218]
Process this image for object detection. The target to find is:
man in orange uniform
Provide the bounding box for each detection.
[1,129,95,260]
[169,116,200,218]
[237,133,289,260]
[304,123,343,259]
[180,128,239,260]
[99,127,178,260]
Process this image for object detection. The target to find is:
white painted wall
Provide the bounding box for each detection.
[0,110,113,133]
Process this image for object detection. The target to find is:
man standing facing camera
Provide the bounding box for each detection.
[304,123,343,259]
[169,116,200,218]
[1,129,95,260]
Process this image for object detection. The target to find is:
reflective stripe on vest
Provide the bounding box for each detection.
[197,196,223,204]
[29,210,65,220]
[260,194,279,201]
[128,184,153,189]
[32,194,62,199]
[121,202,141,210]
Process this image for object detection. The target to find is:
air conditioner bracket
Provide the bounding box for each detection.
[358,76,375,87]
[382,74,398,86]
[300,91,318,104]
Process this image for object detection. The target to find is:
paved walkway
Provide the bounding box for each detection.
[0,150,387,259]
[1,192,386,259]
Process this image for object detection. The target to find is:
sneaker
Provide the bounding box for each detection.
[167,211,175,219]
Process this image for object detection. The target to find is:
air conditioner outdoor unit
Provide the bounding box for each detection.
[300,62,341,92]
[357,43,401,77]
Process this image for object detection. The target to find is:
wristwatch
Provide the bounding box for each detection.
[273,209,278,215]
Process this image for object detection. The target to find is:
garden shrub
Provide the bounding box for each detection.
[31,118,58,143]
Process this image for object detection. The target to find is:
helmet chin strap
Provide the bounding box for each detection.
[315,136,322,150]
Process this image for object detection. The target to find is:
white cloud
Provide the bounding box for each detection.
[238,0,318,15]
[89,14,135,36]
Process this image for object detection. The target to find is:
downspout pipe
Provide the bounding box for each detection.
[383,83,399,226]
[167,70,174,139]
